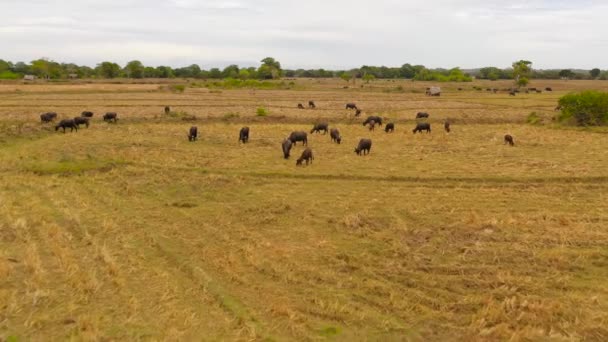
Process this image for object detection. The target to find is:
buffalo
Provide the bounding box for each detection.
[73,117,90,128]
[362,116,382,127]
[296,148,314,166]
[536,90,542,94]
[81,111,94,117]
[164,106,171,114]
[416,112,429,119]
[385,123,395,133]
[330,128,342,144]
[103,112,118,123]
[346,103,358,110]
[297,103,305,109]
[413,123,431,134]
[504,134,514,146]
[354,139,372,156]
[55,119,78,133]
[282,139,293,159]
[444,121,451,133]
[509,91,516,96]
[188,126,198,142]
[289,131,308,146]
[554,105,562,111]
[545,87,553,91]
[239,126,250,143]
[40,112,57,123]
[308,100,316,109]
[368,120,376,131]
[355,109,362,117]
[310,123,329,134]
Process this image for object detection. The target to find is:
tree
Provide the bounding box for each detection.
[339,72,352,83]
[517,77,529,87]
[590,68,601,79]
[156,66,174,78]
[124,60,145,78]
[96,62,121,78]
[208,68,222,79]
[144,67,158,78]
[257,57,282,79]
[0,59,11,73]
[362,73,375,83]
[559,69,574,79]
[512,60,532,87]
[238,69,250,80]
[222,64,240,79]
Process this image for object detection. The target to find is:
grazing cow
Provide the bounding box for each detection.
[55,119,78,133]
[362,116,382,127]
[458,88,463,91]
[509,91,516,96]
[330,128,342,144]
[73,117,90,128]
[297,103,305,109]
[296,148,314,166]
[545,87,553,91]
[528,88,537,92]
[40,112,57,123]
[310,123,329,134]
[288,131,308,146]
[188,126,198,142]
[355,109,362,117]
[486,88,492,92]
[413,123,431,134]
[282,139,293,159]
[368,120,376,131]
[308,100,316,109]
[345,103,358,110]
[536,90,542,94]
[81,111,94,117]
[493,89,498,93]
[444,121,451,133]
[385,123,395,133]
[416,112,430,119]
[103,112,118,123]
[239,126,250,143]
[504,134,514,146]
[354,139,372,156]
[164,106,171,114]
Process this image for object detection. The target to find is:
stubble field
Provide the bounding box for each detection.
[1,79,607,341]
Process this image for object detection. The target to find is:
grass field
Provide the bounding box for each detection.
[1,79,608,341]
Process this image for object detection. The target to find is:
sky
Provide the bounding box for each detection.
[1,0,606,70]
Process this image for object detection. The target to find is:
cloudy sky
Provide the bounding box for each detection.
[1,0,606,69]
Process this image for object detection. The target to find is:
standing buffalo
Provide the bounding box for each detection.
[385,123,395,133]
[310,123,329,134]
[103,112,118,123]
[355,109,362,117]
[345,103,358,110]
[297,103,305,109]
[413,123,431,134]
[416,112,429,119]
[330,128,342,144]
[354,139,372,156]
[239,126,250,143]
[545,87,553,91]
[363,116,382,127]
[55,119,78,133]
[188,126,198,141]
[282,139,293,159]
[368,120,376,131]
[296,148,314,166]
[288,131,308,146]
[40,112,57,123]
[164,106,171,114]
[504,134,514,146]
[81,111,94,117]
[73,117,90,128]
[308,100,316,109]
[509,91,516,96]
[444,121,451,133]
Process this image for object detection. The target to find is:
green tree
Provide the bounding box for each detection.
[590,68,601,79]
[362,73,375,83]
[222,64,240,78]
[144,67,158,78]
[512,60,532,87]
[517,77,529,87]
[156,66,174,78]
[208,68,222,79]
[558,91,608,126]
[124,60,145,78]
[96,62,121,78]
[0,59,11,73]
[339,72,352,83]
[257,57,282,79]
[238,69,250,80]
[559,69,574,79]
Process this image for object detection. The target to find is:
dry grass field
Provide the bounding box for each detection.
[1,78,608,341]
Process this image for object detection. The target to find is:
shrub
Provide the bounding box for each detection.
[256,107,268,116]
[527,112,541,125]
[557,91,608,126]
[169,84,186,93]
[0,71,20,79]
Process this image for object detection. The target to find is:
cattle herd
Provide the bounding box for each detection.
[38,101,516,167]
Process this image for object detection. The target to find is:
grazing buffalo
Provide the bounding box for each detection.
[345,103,358,110]
[81,111,94,117]
[504,134,514,146]
[103,112,118,123]
[330,128,342,144]
[354,139,372,156]
[385,122,395,133]
[362,116,382,127]
[288,131,308,146]
[509,91,516,96]
[73,117,90,128]
[308,100,316,109]
[444,121,451,133]
[40,112,57,123]
[545,87,553,91]
[297,103,305,109]
[368,120,376,131]
[239,126,250,143]
[296,148,314,166]
[310,123,329,134]
[413,123,431,134]
[55,119,78,133]
[355,109,362,117]
[528,88,537,92]
[458,88,463,91]
[416,112,430,119]
[536,90,542,94]
[164,106,171,114]
[188,126,198,142]
[282,139,293,159]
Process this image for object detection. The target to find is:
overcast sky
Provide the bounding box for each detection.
[1,0,606,69]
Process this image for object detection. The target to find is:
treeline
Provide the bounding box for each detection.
[0,57,605,81]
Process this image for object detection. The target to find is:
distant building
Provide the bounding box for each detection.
[23,75,36,81]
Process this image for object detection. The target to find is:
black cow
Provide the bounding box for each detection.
[345,103,358,110]
[297,103,305,109]
[73,117,90,128]
[509,91,516,96]
[188,126,198,142]
[239,126,250,143]
[545,87,553,91]
[528,88,537,92]
[355,109,362,117]
[368,120,376,131]
[330,128,342,144]
[536,90,542,94]
[282,139,293,159]
[288,131,308,146]
[362,116,382,127]
[164,106,171,114]
[385,123,395,133]
[416,112,429,119]
[81,111,94,117]
[413,123,431,134]
[308,100,316,109]
[444,121,451,133]
[296,148,314,166]
[40,112,57,123]
[504,134,514,146]
[103,112,118,123]
[55,119,78,133]
[354,139,372,156]
[310,123,329,134]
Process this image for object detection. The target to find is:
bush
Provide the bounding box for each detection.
[256,107,268,116]
[169,84,186,93]
[0,71,20,79]
[557,91,608,126]
[527,112,541,125]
